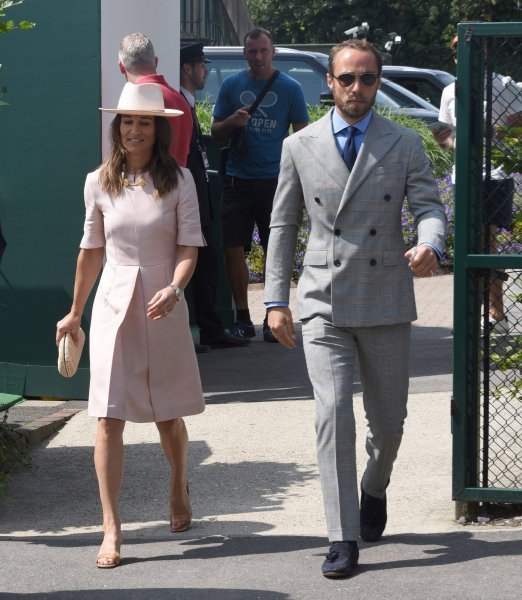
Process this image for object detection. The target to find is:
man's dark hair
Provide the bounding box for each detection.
[328,39,382,76]
[243,27,273,46]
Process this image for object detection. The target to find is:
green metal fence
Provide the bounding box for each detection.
[453,22,522,508]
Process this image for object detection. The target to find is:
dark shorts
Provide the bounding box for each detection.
[220,176,278,250]
[483,178,514,229]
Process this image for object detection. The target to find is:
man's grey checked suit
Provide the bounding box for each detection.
[265,109,447,541]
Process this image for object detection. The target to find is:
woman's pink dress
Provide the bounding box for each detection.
[80,167,205,423]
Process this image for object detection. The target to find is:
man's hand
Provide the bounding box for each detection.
[267,306,297,349]
[211,107,251,141]
[405,245,438,277]
[231,107,251,128]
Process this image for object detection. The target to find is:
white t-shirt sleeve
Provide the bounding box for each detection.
[439,82,456,127]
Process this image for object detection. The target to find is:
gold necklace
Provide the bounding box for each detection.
[121,171,147,187]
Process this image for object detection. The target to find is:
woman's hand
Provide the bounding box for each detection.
[147,286,177,320]
[56,313,82,346]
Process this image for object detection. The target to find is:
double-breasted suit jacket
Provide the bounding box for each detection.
[264,109,447,325]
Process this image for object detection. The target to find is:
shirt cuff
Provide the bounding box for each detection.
[265,302,289,308]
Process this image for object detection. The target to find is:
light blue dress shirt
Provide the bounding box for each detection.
[331,107,372,155]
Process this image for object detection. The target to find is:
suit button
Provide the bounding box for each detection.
[369,228,377,236]
[333,259,341,267]
[334,228,341,236]
[370,259,377,266]
[384,194,391,201]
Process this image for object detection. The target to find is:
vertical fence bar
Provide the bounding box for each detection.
[452,21,522,506]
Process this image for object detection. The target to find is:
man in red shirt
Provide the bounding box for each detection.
[118,33,192,167]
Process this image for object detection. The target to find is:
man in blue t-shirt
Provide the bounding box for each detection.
[211,28,309,342]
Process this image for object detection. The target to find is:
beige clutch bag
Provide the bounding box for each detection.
[58,328,85,378]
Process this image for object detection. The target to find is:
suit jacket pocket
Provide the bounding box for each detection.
[303,249,328,267]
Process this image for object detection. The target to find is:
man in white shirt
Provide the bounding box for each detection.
[434,36,522,333]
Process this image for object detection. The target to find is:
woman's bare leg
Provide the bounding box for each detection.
[94,417,125,565]
[156,418,191,529]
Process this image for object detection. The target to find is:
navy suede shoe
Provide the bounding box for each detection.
[321,541,359,578]
[360,488,387,542]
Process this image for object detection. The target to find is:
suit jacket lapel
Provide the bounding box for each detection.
[298,111,348,190]
[294,111,403,209]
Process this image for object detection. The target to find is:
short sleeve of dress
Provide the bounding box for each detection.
[176,168,206,247]
[80,173,105,249]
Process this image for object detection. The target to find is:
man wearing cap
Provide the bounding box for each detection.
[179,42,249,349]
[118,32,192,167]
[211,28,309,343]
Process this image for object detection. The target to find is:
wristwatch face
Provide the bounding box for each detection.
[169,284,184,301]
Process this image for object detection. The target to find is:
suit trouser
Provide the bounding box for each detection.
[302,317,411,541]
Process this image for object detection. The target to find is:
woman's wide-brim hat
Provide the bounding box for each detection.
[100,82,183,117]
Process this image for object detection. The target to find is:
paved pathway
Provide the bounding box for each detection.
[1,274,521,599]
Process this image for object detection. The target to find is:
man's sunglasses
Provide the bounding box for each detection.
[331,72,379,87]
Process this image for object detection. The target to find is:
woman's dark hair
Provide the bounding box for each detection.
[99,114,181,197]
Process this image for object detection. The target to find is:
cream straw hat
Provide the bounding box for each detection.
[100,82,183,116]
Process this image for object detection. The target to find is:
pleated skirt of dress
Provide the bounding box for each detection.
[87,272,205,423]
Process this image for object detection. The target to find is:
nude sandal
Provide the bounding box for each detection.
[96,550,121,569]
[170,483,192,533]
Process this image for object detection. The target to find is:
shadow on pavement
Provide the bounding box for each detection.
[0,440,316,535]
[357,530,522,571]
[1,529,520,570]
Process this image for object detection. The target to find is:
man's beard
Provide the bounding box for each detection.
[333,88,377,120]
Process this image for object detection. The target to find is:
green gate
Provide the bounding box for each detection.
[453,22,522,510]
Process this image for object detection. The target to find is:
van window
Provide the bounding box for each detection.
[387,77,442,107]
[195,59,245,104]
[273,59,330,104]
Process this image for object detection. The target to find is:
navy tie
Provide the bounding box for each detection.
[342,126,358,171]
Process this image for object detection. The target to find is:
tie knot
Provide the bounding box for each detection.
[347,125,358,138]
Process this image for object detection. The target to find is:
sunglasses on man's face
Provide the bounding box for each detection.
[331,72,379,87]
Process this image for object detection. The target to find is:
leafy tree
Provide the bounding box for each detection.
[0,0,34,33]
[246,0,520,70]
[0,0,35,105]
